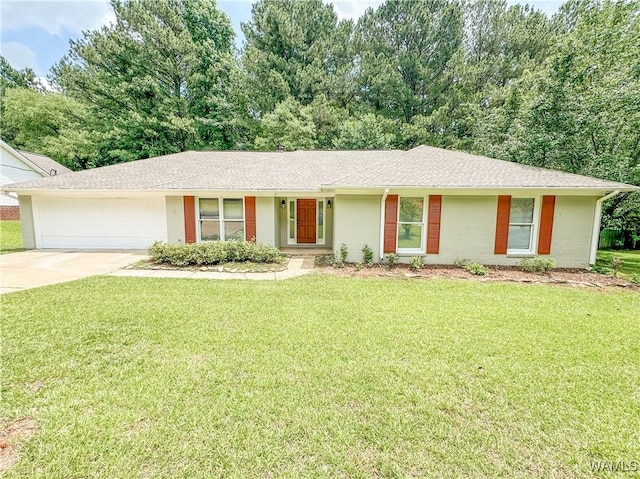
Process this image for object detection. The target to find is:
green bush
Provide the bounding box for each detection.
[454,258,470,267]
[521,256,556,274]
[410,255,424,271]
[148,241,284,266]
[340,243,348,264]
[464,262,488,276]
[315,254,334,267]
[332,243,349,268]
[362,244,374,265]
[385,253,399,267]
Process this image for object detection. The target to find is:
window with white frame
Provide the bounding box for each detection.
[198,198,244,242]
[318,200,324,241]
[288,200,295,241]
[508,198,535,252]
[397,197,425,251]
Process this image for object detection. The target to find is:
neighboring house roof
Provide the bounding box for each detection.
[1,140,71,177]
[3,145,637,192]
[17,150,72,176]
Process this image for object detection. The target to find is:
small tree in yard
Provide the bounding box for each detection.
[362,244,374,265]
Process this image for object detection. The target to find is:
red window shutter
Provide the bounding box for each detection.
[426,195,442,254]
[537,195,556,255]
[383,195,398,253]
[494,195,511,254]
[245,196,257,241]
[184,196,196,243]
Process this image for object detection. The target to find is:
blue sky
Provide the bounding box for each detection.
[1,0,564,78]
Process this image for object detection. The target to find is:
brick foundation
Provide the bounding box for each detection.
[0,206,20,220]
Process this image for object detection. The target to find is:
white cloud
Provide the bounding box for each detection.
[1,0,115,36]
[0,41,39,71]
[331,1,383,21]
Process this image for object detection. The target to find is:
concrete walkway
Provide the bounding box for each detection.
[1,250,147,294]
[109,256,314,281]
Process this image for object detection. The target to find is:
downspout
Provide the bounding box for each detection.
[589,190,620,265]
[379,188,389,260]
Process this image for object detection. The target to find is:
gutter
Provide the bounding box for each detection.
[379,188,389,260]
[589,190,620,265]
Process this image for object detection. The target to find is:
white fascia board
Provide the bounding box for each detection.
[4,188,336,198]
[326,186,637,196]
[165,189,335,198]
[6,185,636,198]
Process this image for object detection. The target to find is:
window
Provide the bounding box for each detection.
[397,197,425,251]
[508,198,535,252]
[199,199,220,241]
[318,200,324,240]
[198,198,244,241]
[223,198,244,241]
[288,200,295,240]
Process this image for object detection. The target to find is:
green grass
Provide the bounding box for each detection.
[2,276,639,478]
[0,220,23,254]
[596,249,640,279]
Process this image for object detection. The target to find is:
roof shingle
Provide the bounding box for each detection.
[326,145,633,189]
[3,146,636,192]
[17,151,72,176]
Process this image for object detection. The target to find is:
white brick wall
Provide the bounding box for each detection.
[333,195,382,263]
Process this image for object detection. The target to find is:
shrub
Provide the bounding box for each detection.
[464,262,488,276]
[610,256,623,278]
[454,258,470,268]
[249,242,285,263]
[340,243,348,264]
[385,253,399,267]
[148,241,283,266]
[315,254,334,267]
[521,256,556,274]
[332,243,349,268]
[362,244,374,265]
[410,255,424,271]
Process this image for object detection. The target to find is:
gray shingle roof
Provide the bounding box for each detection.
[4,146,636,192]
[326,145,635,189]
[4,150,401,191]
[17,151,72,176]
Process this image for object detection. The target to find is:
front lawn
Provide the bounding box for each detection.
[0,220,23,254]
[2,276,638,478]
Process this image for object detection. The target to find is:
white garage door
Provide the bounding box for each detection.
[33,197,167,249]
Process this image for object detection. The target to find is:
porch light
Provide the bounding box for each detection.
[281,199,286,209]
[327,199,332,208]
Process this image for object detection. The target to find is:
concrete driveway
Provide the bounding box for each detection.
[1,250,147,294]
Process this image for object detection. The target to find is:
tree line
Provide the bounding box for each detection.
[1,0,638,245]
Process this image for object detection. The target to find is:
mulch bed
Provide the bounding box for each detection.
[316,263,640,291]
[127,259,287,273]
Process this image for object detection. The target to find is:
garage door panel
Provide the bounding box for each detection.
[34,197,167,249]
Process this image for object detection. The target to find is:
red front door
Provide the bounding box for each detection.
[296,199,316,243]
